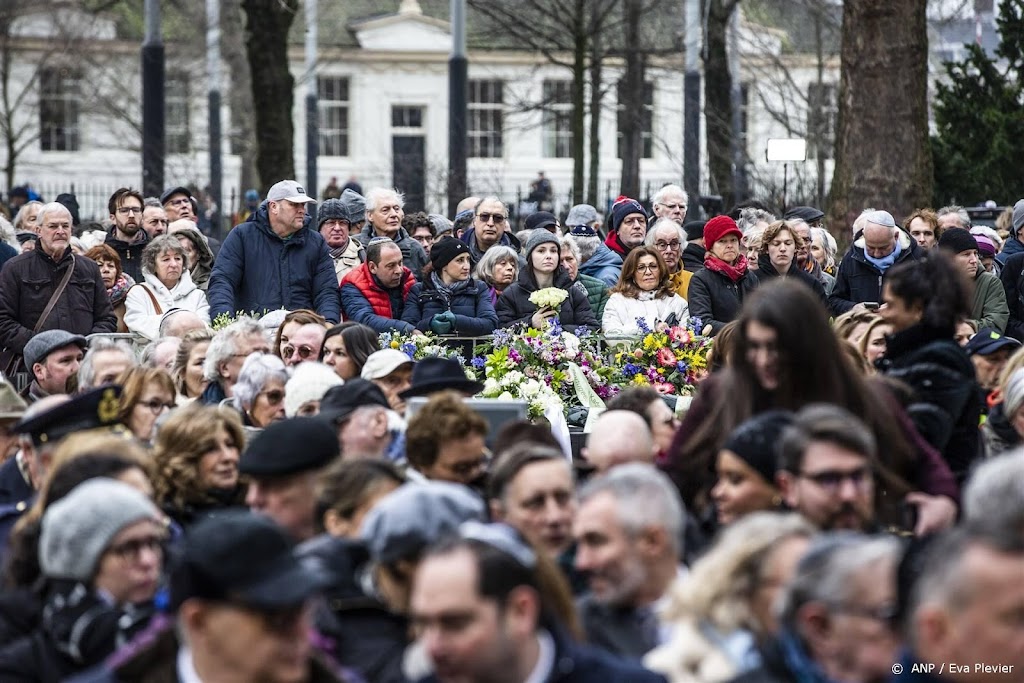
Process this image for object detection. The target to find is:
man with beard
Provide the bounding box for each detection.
[776,404,878,532]
[104,188,149,281]
[573,464,686,660]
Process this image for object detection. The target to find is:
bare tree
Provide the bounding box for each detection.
[703,0,739,208]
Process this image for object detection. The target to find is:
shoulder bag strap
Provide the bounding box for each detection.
[34,256,76,333]
[141,284,163,315]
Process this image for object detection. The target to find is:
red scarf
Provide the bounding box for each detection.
[704,253,748,282]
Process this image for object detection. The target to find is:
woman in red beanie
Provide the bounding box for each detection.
[686,215,757,336]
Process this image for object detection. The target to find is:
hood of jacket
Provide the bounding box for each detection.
[582,243,623,270]
[141,267,199,300]
[170,224,215,270]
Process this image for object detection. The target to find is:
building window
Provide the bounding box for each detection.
[468,79,503,158]
[392,106,424,129]
[807,82,837,161]
[542,80,573,159]
[318,76,349,157]
[617,81,653,159]
[166,72,190,154]
[39,66,81,152]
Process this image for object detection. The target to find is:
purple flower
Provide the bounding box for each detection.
[636,317,652,334]
[676,361,688,373]
[471,356,486,368]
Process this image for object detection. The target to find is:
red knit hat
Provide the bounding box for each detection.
[703,215,742,246]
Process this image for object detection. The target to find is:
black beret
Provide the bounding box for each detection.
[240,417,339,477]
[683,220,706,241]
[783,206,825,223]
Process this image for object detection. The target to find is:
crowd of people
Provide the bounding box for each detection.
[0,181,1018,683]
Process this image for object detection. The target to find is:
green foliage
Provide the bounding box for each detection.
[932,0,1024,206]
[211,310,267,331]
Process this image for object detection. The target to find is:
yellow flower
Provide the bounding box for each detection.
[390,341,400,349]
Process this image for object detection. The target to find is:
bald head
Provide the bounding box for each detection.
[457,196,481,215]
[584,410,655,474]
[862,222,897,259]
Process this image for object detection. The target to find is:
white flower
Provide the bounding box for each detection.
[529,287,569,310]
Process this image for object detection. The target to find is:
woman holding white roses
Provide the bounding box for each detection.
[496,231,599,332]
[602,246,689,336]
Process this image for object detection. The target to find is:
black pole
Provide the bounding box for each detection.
[684,72,700,219]
[305,0,318,225]
[207,0,222,239]
[141,0,164,196]
[447,0,467,217]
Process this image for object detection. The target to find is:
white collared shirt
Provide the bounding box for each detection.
[523,629,556,683]
[177,646,204,683]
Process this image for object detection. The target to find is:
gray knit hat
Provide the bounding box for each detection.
[1012,199,1024,234]
[319,189,367,229]
[524,229,560,257]
[40,478,161,582]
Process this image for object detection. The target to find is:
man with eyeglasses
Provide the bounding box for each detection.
[461,196,520,268]
[0,203,115,370]
[102,188,150,282]
[734,534,903,683]
[776,404,878,532]
[208,179,341,323]
[651,184,688,224]
[644,217,692,299]
[358,187,428,281]
[160,185,197,223]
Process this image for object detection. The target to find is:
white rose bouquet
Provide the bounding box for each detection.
[529,287,569,310]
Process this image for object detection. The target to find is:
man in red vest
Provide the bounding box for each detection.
[340,237,418,334]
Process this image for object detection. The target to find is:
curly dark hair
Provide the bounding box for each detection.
[402,211,434,236]
[405,392,488,470]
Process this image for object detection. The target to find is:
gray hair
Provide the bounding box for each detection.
[937,204,971,229]
[142,234,190,274]
[141,337,181,368]
[736,207,776,235]
[810,227,837,270]
[232,353,288,410]
[78,339,137,390]
[473,244,519,286]
[962,450,1024,538]
[364,187,405,212]
[567,233,602,264]
[577,463,685,557]
[203,317,263,381]
[143,196,162,208]
[559,235,581,263]
[644,217,688,249]
[851,208,877,237]
[13,200,44,232]
[36,202,72,229]
[474,196,507,216]
[652,184,688,208]
[778,534,902,629]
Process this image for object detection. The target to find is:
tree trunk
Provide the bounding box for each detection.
[829,0,931,233]
[587,24,603,208]
[704,0,736,208]
[619,0,644,199]
[570,0,587,206]
[224,0,258,197]
[240,0,298,194]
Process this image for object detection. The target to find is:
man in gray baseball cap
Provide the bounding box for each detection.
[22,329,86,402]
[207,179,341,323]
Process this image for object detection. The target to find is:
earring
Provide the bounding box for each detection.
[772,494,783,508]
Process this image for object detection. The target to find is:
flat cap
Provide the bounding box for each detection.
[783,206,825,223]
[319,379,390,425]
[360,481,486,564]
[24,330,87,372]
[160,185,192,205]
[240,417,339,477]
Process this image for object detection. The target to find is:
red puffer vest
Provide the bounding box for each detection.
[341,263,415,318]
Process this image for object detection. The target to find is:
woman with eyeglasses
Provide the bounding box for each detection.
[123,235,210,341]
[117,366,177,447]
[666,280,960,546]
[231,353,288,435]
[602,246,689,336]
[0,478,164,681]
[152,403,247,528]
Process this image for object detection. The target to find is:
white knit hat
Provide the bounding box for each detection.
[284,362,344,418]
[40,478,161,582]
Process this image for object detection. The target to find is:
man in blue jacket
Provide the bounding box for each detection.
[207,180,341,322]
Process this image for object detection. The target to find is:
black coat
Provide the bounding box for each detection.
[681,243,706,273]
[829,234,922,315]
[401,276,498,336]
[877,324,982,484]
[0,457,31,507]
[104,229,149,283]
[575,595,654,661]
[496,268,599,333]
[749,254,828,308]
[686,266,758,335]
[0,248,116,354]
[415,625,667,683]
[999,251,1024,341]
[297,535,408,683]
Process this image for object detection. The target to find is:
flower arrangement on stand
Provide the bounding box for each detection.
[378,330,476,377]
[475,321,618,420]
[610,318,713,396]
